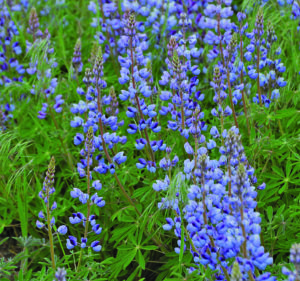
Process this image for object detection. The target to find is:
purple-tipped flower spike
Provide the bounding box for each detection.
[37,157,57,270]
[230,262,243,281]
[117,11,167,171]
[27,7,43,42]
[72,38,83,73]
[38,157,55,204]
[159,31,204,142]
[89,41,100,66]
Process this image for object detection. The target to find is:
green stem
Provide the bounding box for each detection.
[217,9,238,129]
[239,28,251,136]
[46,187,56,270]
[256,46,262,106]
[77,132,92,271]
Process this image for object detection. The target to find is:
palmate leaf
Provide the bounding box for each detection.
[109,246,137,278]
[110,224,137,246]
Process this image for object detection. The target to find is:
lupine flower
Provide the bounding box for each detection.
[27,7,43,42]
[159,24,205,147]
[37,157,67,270]
[238,10,287,108]
[0,3,26,130]
[67,127,104,253]
[282,243,300,281]
[154,126,273,279]
[117,12,167,173]
[54,267,67,281]
[72,38,83,74]
[25,9,62,119]
[66,236,77,250]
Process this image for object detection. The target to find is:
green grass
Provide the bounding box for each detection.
[0,0,300,280]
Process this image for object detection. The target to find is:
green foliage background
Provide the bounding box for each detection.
[0,0,299,280]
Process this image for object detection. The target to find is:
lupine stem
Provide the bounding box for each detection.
[226,69,239,128]
[46,183,56,270]
[228,156,232,197]
[256,47,262,106]
[239,29,251,136]
[98,0,105,23]
[77,134,92,271]
[94,64,169,252]
[129,36,155,163]
[217,8,239,128]
[199,168,230,280]
[239,194,255,281]
[217,89,224,134]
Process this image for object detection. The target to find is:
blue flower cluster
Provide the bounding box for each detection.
[36,157,68,235]
[238,10,287,108]
[155,126,273,280]
[0,3,25,130]
[25,8,62,119]
[88,0,122,62]
[54,267,67,281]
[71,48,127,178]
[118,12,164,173]
[88,0,208,57]
[67,127,104,252]
[261,0,299,31]
[282,243,300,281]
[159,23,204,140]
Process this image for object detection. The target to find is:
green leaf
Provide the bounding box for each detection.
[266,206,273,222]
[126,266,140,281]
[279,182,288,194]
[141,245,158,251]
[179,225,185,265]
[137,250,145,270]
[276,204,285,217]
[17,191,28,237]
[272,166,284,177]
[122,249,137,269]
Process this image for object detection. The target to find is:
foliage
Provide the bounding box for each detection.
[0,0,299,280]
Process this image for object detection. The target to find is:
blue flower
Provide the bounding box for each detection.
[113,152,127,164]
[136,158,147,169]
[92,224,103,235]
[66,236,77,250]
[163,218,174,231]
[92,180,102,190]
[36,220,44,229]
[184,142,194,155]
[74,133,84,146]
[91,241,102,252]
[57,225,68,235]
[69,212,85,224]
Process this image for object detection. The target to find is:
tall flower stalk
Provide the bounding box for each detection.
[36,157,57,270]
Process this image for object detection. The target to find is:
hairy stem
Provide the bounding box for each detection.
[129,36,155,163]
[239,30,251,135]
[46,187,56,270]
[256,46,262,106]
[77,141,92,271]
[217,11,239,128]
